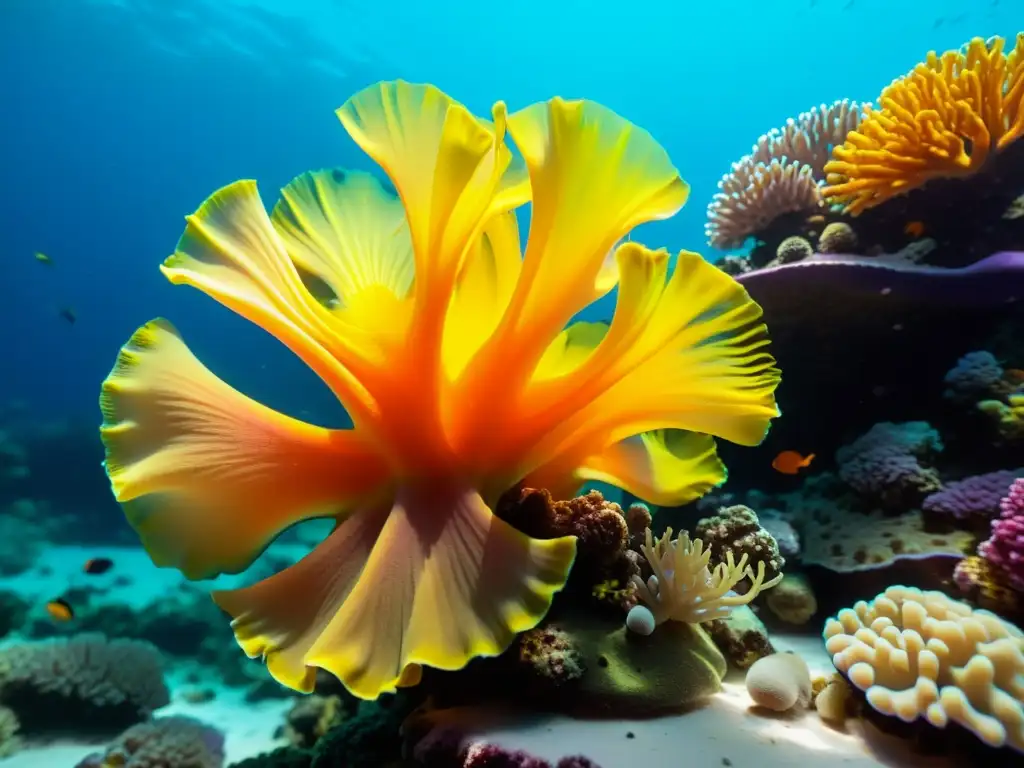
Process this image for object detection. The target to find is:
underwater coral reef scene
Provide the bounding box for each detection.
[4,2,1024,767]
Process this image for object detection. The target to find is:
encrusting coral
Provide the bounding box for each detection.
[705,605,774,669]
[0,633,169,733]
[96,80,781,700]
[798,499,972,572]
[943,351,1006,403]
[823,35,1024,214]
[953,555,1021,618]
[824,585,1024,753]
[283,695,350,749]
[694,504,785,585]
[765,572,817,625]
[627,527,782,632]
[514,625,586,691]
[835,421,943,509]
[923,469,1023,524]
[0,706,20,759]
[772,235,813,265]
[979,394,1024,442]
[75,716,225,768]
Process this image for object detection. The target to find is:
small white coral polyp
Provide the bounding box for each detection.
[630,527,781,627]
[824,585,1024,752]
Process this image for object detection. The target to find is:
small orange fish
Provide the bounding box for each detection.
[83,557,114,575]
[45,598,74,621]
[904,220,925,237]
[1004,369,1024,384]
[772,450,815,475]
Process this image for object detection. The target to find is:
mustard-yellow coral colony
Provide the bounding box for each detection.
[824,34,1024,214]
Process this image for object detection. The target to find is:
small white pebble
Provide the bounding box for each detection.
[626,604,656,635]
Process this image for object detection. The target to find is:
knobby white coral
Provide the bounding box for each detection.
[628,527,783,631]
[824,585,1024,752]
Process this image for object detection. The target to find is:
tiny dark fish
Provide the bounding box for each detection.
[934,18,944,28]
[59,307,77,325]
[45,598,74,621]
[843,0,855,9]
[83,557,114,575]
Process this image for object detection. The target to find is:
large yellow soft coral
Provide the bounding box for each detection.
[823,34,1024,214]
[98,81,781,700]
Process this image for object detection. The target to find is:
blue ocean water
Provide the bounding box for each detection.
[2,3,1024,766]
[1,0,1016,425]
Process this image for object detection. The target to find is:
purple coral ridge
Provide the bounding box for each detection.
[979,477,1024,590]
[735,251,1024,310]
[460,743,602,768]
[835,421,943,508]
[923,470,1024,520]
[943,351,1004,403]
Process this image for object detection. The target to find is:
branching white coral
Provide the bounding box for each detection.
[628,527,783,632]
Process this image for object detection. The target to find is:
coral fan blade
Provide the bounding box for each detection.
[98,319,389,579]
[217,486,575,699]
[160,179,381,425]
[269,168,415,319]
[335,81,525,357]
[572,430,726,506]
[517,250,780,478]
[498,98,690,363]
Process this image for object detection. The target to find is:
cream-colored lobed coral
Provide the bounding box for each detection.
[631,527,782,626]
[824,585,1024,752]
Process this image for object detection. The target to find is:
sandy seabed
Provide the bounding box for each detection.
[1,546,956,767]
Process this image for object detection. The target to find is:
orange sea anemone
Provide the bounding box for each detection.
[98,81,781,700]
[823,34,1024,215]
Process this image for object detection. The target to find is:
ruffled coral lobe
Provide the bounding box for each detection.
[98,81,780,701]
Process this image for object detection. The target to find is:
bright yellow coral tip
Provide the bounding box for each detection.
[823,34,1024,214]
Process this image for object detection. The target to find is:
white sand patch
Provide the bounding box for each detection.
[411,634,957,768]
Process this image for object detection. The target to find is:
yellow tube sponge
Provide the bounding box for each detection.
[824,34,1024,214]
[629,527,782,628]
[823,585,1024,752]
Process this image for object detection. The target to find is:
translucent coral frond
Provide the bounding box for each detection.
[506,248,780,483]
[269,168,415,344]
[336,81,527,361]
[445,97,690,461]
[160,179,383,427]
